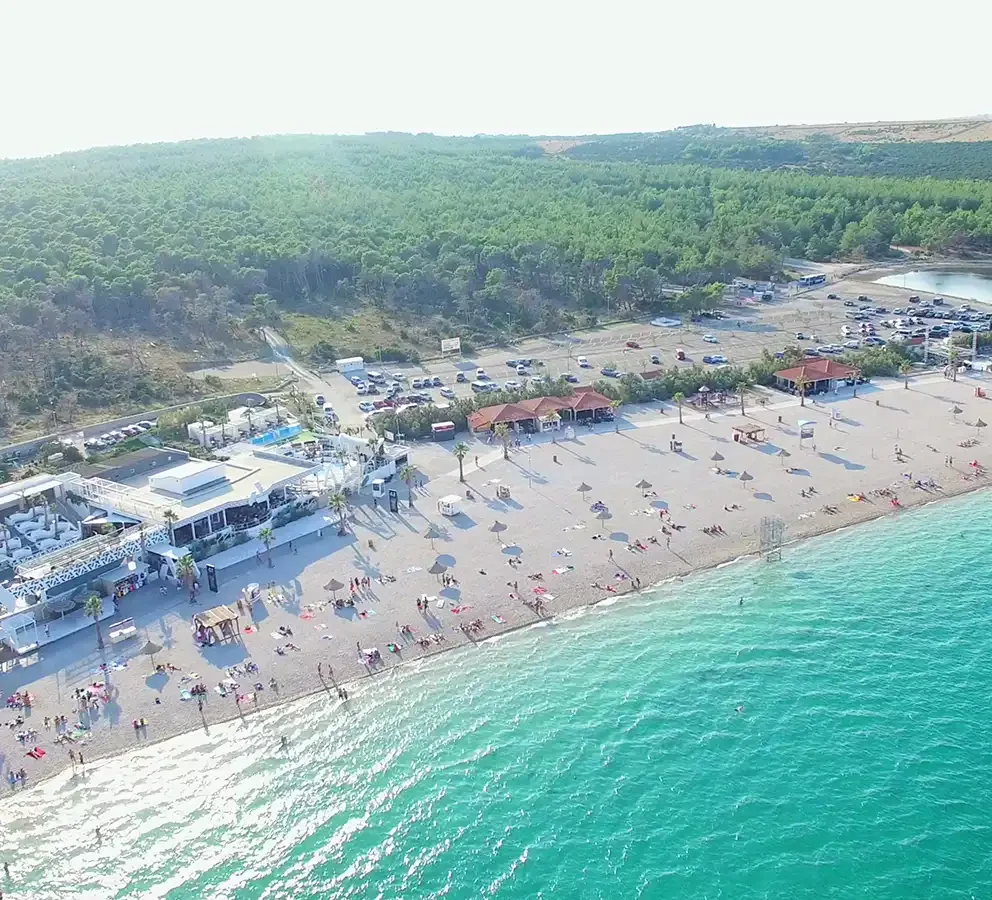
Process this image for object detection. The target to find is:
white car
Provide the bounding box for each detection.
[358,401,376,413]
[703,334,718,343]
[476,368,487,379]
[504,380,521,391]
[841,326,855,336]
[390,372,405,380]
[577,356,591,367]
[843,340,860,349]
[356,383,368,395]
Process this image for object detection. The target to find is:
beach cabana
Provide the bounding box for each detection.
[193,604,240,643]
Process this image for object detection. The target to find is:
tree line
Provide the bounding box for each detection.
[1,132,990,435]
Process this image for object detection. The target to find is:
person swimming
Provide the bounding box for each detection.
[736,705,744,714]
[280,736,289,749]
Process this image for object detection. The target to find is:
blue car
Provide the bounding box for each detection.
[563,373,579,383]
[600,367,618,377]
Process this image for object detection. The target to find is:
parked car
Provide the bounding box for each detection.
[456,372,467,382]
[827,293,839,300]
[431,376,443,387]
[476,368,487,379]
[600,367,619,377]
[703,354,728,364]
[516,365,528,375]
[862,336,886,347]
[625,340,640,349]
[356,383,368,395]
[844,300,856,307]
[390,372,405,380]
[563,373,579,383]
[412,379,424,389]
[504,380,521,391]
[440,388,456,399]
[577,356,591,367]
[675,348,686,361]
[843,340,860,349]
[795,332,807,340]
[703,335,718,343]
[349,376,363,386]
[358,401,376,413]
[650,354,661,364]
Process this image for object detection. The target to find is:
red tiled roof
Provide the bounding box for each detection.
[774,358,857,382]
[468,388,615,430]
[518,396,571,416]
[568,389,614,413]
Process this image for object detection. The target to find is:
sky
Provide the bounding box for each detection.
[2,0,990,159]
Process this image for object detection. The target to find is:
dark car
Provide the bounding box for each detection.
[431,376,443,387]
[563,373,579,383]
[505,359,518,367]
[843,300,856,307]
[827,293,839,300]
[455,372,467,383]
[600,367,618,377]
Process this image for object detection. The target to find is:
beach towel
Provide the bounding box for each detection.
[33,747,45,758]
[491,615,506,624]
[387,643,401,653]
[436,596,446,608]
[451,605,472,614]
[300,612,315,620]
[552,566,574,575]
[314,623,327,630]
[405,566,423,574]
[180,691,193,701]
[244,625,256,634]
[533,586,547,594]
[270,631,285,640]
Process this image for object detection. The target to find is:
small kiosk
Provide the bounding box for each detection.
[371,478,386,499]
[437,495,463,517]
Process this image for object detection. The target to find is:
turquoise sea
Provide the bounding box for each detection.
[4,492,992,899]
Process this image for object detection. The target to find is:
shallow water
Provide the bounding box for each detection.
[4,492,992,899]
[875,269,992,303]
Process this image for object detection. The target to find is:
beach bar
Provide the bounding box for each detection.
[773,358,858,395]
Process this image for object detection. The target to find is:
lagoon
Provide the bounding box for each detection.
[875,269,992,304]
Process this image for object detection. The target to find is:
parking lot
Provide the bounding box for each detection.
[303,274,992,427]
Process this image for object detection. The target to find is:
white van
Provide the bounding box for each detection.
[577,356,590,367]
[366,370,385,383]
[471,380,492,393]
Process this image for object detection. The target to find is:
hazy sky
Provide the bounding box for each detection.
[2,0,989,159]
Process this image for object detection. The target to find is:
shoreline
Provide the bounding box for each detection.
[12,467,988,795]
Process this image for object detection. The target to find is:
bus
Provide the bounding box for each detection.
[798,274,827,287]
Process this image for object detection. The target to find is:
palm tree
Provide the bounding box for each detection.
[163,509,178,545]
[258,526,274,567]
[610,398,622,433]
[494,424,511,460]
[900,361,912,389]
[453,442,469,482]
[948,347,959,382]
[84,594,104,648]
[399,464,416,507]
[327,490,348,534]
[175,554,197,600]
[673,392,685,425]
[736,381,749,416]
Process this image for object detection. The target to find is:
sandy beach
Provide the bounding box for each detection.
[2,370,991,787]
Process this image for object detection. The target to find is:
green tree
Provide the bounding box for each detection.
[175,554,197,600]
[453,441,470,482]
[327,490,348,535]
[736,381,750,416]
[258,526,274,567]
[399,463,416,507]
[162,509,178,545]
[84,594,104,648]
[673,392,685,425]
[900,361,912,388]
[494,424,511,460]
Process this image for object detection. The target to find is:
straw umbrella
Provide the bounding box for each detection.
[739,470,754,488]
[634,479,652,490]
[138,639,163,669]
[424,524,442,550]
[428,560,447,582]
[596,509,613,531]
[778,448,791,466]
[951,405,963,421]
[976,418,987,438]
[710,451,725,463]
[323,578,345,600]
[577,482,592,502]
[489,520,508,543]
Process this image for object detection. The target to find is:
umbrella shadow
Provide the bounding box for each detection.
[144,672,169,693]
[609,531,630,543]
[436,554,457,567]
[334,606,359,621]
[650,500,669,510]
[501,545,523,556]
[753,492,774,501]
[676,451,698,461]
[450,515,477,530]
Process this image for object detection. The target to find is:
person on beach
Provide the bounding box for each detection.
[317,662,322,678]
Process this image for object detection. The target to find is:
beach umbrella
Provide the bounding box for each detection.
[778,448,791,466]
[428,560,447,581]
[976,418,987,437]
[951,405,963,419]
[634,479,652,489]
[323,578,345,599]
[44,595,76,617]
[424,524,442,550]
[577,482,592,501]
[489,520,508,543]
[596,509,613,531]
[710,451,725,462]
[139,640,163,668]
[739,470,754,488]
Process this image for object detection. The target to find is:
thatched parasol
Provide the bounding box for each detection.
[951,405,963,419]
[634,479,652,489]
[139,640,163,668]
[323,578,345,599]
[739,470,754,487]
[710,451,725,462]
[489,520,508,543]
[577,482,592,501]
[428,560,447,581]
[976,418,988,437]
[424,524,442,550]
[596,509,613,530]
[778,448,791,465]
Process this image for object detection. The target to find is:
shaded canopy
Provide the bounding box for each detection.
[193,604,239,629]
[489,521,508,534]
[324,578,345,592]
[634,479,652,489]
[428,561,447,575]
[739,470,754,483]
[577,482,592,494]
[139,640,162,657]
[710,451,725,462]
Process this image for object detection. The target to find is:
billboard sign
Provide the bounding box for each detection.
[441,337,461,354]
